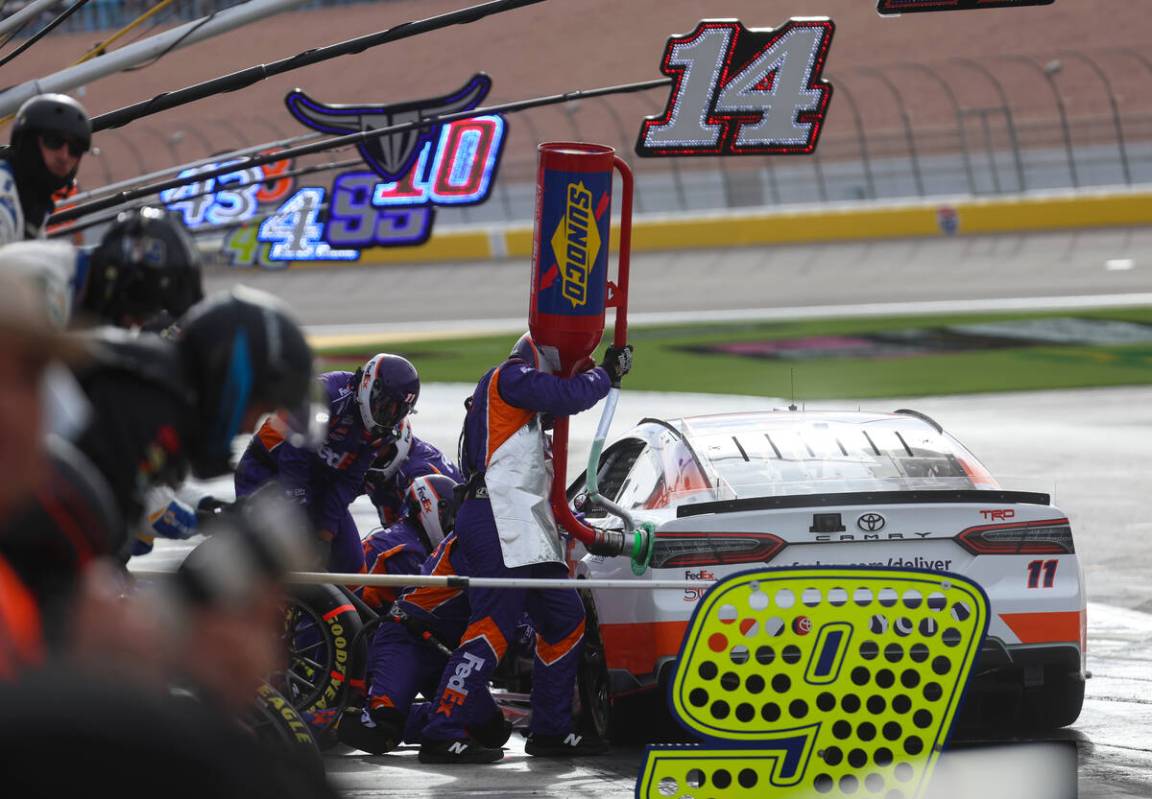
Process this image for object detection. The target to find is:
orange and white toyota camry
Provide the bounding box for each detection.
[570,408,1085,732]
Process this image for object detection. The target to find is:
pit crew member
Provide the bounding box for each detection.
[0,94,89,243]
[418,332,632,763]
[234,353,419,573]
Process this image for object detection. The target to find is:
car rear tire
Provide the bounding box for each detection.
[574,588,612,740]
[1020,674,1085,730]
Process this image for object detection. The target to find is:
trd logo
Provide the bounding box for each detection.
[979,509,1016,521]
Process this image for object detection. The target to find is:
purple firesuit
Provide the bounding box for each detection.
[364,436,462,528]
[364,533,500,742]
[359,516,430,611]
[234,371,386,573]
[422,357,610,742]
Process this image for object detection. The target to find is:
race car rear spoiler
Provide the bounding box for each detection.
[677,489,1052,519]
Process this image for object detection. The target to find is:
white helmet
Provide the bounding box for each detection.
[406,474,459,550]
[367,418,412,481]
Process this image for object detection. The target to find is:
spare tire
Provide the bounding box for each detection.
[275,583,364,742]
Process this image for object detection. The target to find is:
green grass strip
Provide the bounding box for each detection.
[315,307,1152,399]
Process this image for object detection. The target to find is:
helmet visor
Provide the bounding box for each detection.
[368,396,411,434]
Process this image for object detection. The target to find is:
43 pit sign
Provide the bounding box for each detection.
[221,113,506,268]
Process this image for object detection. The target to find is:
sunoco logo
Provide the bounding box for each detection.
[550,181,600,308]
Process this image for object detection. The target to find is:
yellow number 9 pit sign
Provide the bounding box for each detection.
[636,568,988,799]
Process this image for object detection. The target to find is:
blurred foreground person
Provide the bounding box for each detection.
[236,352,419,573]
[0,93,90,244]
[79,205,205,331]
[0,436,124,650]
[75,287,322,548]
[0,206,203,333]
[0,665,338,799]
[0,271,88,677]
[0,271,85,523]
[419,333,632,763]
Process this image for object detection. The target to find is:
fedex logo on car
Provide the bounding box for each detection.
[683,569,716,602]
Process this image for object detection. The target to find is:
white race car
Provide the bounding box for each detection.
[570,408,1085,734]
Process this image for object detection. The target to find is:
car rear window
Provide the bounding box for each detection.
[679,416,995,501]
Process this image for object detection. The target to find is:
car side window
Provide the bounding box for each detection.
[614,445,665,511]
[569,438,647,518]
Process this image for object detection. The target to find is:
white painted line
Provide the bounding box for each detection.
[1106,259,1135,271]
[305,293,1152,341]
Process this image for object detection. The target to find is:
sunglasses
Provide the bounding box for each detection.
[40,133,86,157]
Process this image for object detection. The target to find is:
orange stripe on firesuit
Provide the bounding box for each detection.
[362,544,408,609]
[484,367,533,466]
[402,537,462,614]
[535,618,586,666]
[461,616,508,661]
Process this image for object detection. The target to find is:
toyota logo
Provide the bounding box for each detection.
[857,513,886,532]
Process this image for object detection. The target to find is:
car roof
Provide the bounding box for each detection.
[663,409,944,441]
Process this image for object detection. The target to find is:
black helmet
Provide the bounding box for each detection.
[175,287,322,478]
[81,206,204,328]
[12,94,91,152]
[9,94,91,198]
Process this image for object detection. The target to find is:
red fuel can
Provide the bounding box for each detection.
[528,142,616,375]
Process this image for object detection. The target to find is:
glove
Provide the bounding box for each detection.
[195,496,232,525]
[599,344,634,386]
[146,496,197,541]
[130,535,155,557]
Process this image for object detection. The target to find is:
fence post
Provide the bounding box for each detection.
[763,157,781,205]
[1060,52,1131,186]
[861,68,925,197]
[950,59,1027,193]
[902,62,977,195]
[1002,56,1078,188]
[834,81,877,200]
[596,96,646,214]
[975,110,1003,193]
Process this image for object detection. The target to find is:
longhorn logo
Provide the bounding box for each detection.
[284,74,492,182]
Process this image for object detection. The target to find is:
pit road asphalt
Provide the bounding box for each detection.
[139,385,1152,798]
[187,229,1152,795]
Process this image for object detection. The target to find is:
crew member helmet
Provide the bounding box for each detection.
[405,474,459,551]
[354,353,419,438]
[82,206,204,328]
